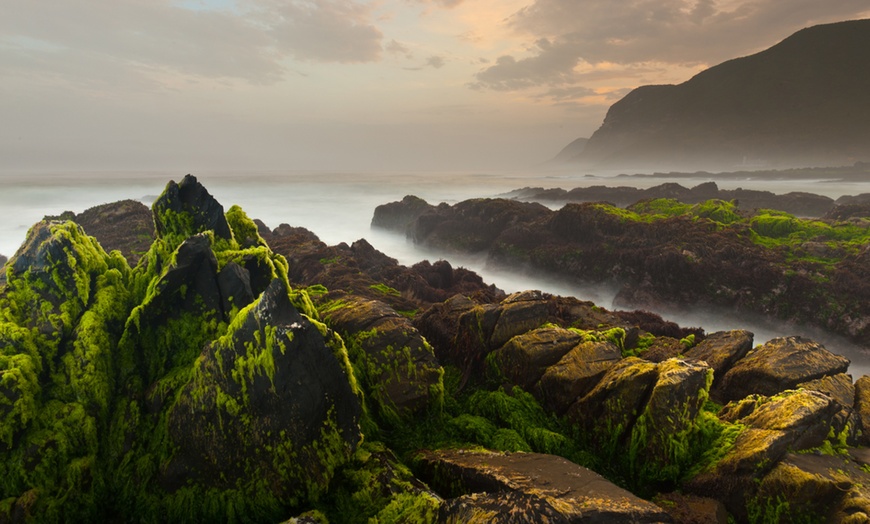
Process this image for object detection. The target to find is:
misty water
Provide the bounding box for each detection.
[2,170,869,376]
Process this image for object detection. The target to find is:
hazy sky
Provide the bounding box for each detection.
[2,1,868,172]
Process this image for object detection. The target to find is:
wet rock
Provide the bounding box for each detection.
[798,373,857,440]
[216,261,255,313]
[487,326,583,391]
[654,493,728,524]
[684,330,753,396]
[416,448,673,523]
[534,339,622,414]
[716,336,850,402]
[854,375,870,446]
[687,390,840,518]
[640,336,686,363]
[320,296,443,423]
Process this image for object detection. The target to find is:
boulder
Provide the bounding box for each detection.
[486,326,583,391]
[534,339,622,414]
[320,296,443,424]
[854,375,870,446]
[653,493,728,524]
[687,389,841,519]
[163,279,362,507]
[416,449,673,523]
[798,373,857,441]
[370,195,433,233]
[716,336,850,402]
[684,330,754,392]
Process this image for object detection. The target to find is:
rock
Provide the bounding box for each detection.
[152,174,232,244]
[163,278,362,507]
[416,449,673,523]
[0,254,8,285]
[716,336,850,402]
[687,390,841,518]
[486,326,583,391]
[534,339,622,414]
[640,336,686,363]
[320,296,443,424]
[371,195,433,233]
[798,373,857,441]
[72,199,154,265]
[654,493,728,524]
[684,330,753,396]
[854,375,870,446]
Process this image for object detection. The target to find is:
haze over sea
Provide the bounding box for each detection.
[2,169,869,374]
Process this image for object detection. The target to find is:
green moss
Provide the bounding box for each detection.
[225,205,265,249]
[369,283,401,298]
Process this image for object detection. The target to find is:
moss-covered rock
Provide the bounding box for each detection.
[152,174,233,250]
[684,330,754,396]
[717,336,850,402]
[485,326,583,391]
[319,296,443,426]
[533,339,621,414]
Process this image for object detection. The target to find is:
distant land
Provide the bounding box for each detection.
[555,19,870,171]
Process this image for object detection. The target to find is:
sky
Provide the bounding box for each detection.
[2,1,869,173]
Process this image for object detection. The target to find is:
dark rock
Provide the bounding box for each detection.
[164,278,362,504]
[487,327,584,391]
[534,339,622,414]
[320,296,443,423]
[217,261,255,313]
[684,330,754,397]
[716,336,850,402]
[687,390,840,519]
[654,493,728,524]
[854,376,870,446]
[640,336,685,363]
[72,199,154,265]
[152,174,232,243]
[371,195,433,233]
[416,448,673,523]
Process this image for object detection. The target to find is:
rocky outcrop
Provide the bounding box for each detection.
[374,195,870,347]
[416,449,673,523]
[260,224,502,312]
[0,176,364,522]
[715,336,850,402]
[68,199,154,265]
[504,181,839,217]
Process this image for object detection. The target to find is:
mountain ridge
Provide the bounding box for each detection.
[562,19,870,170]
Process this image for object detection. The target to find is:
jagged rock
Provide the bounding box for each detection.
[320,296,443,423]
[854,376,870,446]
[534,339,622,414]
[487,327,585,391]
[687,390,840,519]
[163,278,362,506]
[798,373,857,441]
[152,174,232,243]
[716,336,850,402]
[216,261,255,314]
[416,449,674,523]
[565,357,660,446]
[684,330,753,396]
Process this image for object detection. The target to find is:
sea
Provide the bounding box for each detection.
[2,169,869,375]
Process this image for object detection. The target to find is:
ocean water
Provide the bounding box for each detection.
[1,169,868,375]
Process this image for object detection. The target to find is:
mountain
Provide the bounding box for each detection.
[564,19,870,171]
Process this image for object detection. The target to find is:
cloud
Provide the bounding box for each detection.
[260,0,383,63]
[472,0,870,94]
[0,0,385,89]
[412,0,465,8]
[385,39,413,58]
[426,55,446,68]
